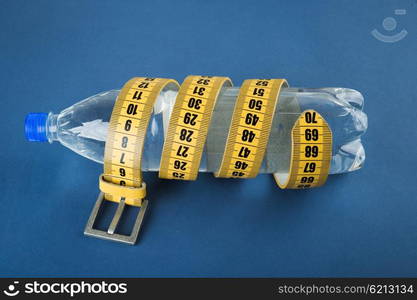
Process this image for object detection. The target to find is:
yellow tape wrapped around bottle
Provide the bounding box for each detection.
[215,79,287,178]
[102,76,332,203]
[214,78,332,188]
[102,77,180,206]
[156,76,332,188]
[274,110,332,189]
[88,76,334,245]
[159,75,232,180]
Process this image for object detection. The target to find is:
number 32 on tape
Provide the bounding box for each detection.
[159,75,232,181]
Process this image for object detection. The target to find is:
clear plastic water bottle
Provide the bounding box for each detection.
[24,86,367,175]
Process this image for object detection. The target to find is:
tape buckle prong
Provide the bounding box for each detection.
[84,192,148,245]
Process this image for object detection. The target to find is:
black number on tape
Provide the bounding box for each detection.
[301,176,315,183]
[132,91,142,100]
[138,82,149,89]
[303,162,316,173]
[127,104,138,115]
[173,172,185,179]
[192,86,206,96]
[174,160,187,170]
[305,111,317,123]
[238,147,251,158]
[183,112,198,126]
[179,129,194,142]
[187,97,202,110]
[235,161,248,170]
[255,80,269,86]
[305,129,319,141]
[196,79,210,85]
[241,129,256,143]
[124,120,132,131]
[248,99,262,111]
[245,113,259,126]
[176,145,189,158]
[305,145,319,157]
[121,136,128,148]
[252,88,264,96]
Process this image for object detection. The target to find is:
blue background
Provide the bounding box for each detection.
[0,0,416,277]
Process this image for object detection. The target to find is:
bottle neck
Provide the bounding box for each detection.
[46,113,58,142]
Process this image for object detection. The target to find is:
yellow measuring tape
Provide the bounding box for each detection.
[85,76,333,245]
[159,75,232,180]
[103,77,179,204]
[215,79,287,178]
[85,77,179,244]
[274,110,332,189]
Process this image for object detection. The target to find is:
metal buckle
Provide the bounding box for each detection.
[84,192,148,245]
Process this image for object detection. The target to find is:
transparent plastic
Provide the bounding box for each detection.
[37,86,367,174]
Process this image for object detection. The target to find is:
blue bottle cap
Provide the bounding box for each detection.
[25,113,49,142]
